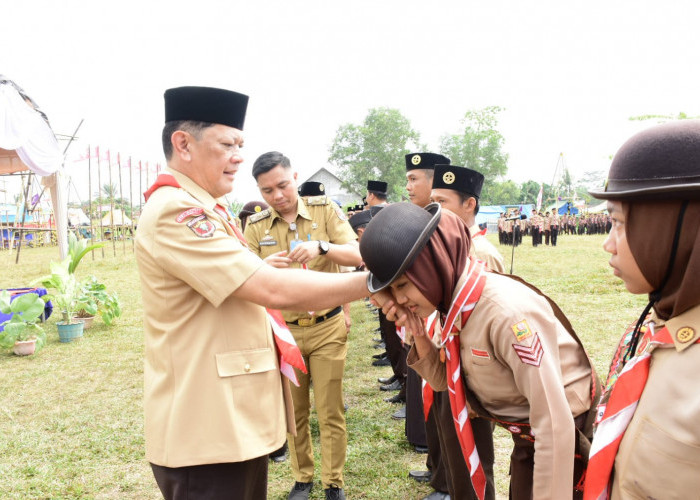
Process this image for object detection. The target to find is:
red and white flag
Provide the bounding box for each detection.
[266,308,308,387]
[536,184,543,212]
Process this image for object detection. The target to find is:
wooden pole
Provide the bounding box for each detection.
[108,150,116,256]
[96,146,105,257]
[129,156,134,252]
[118,153,125,254]
[14,174,32,264]
[88,145,95,259]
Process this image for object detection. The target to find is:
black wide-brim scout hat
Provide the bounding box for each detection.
[360,202,441,293]
[589,120,700,201]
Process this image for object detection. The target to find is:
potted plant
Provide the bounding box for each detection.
[75,276,122,328]
[0,290,47,356]
[35,257,85,342]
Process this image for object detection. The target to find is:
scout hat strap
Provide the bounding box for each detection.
[440,257,488,500]
[583,325,692,499]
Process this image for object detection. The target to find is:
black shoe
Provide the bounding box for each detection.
[413,445,429,454]
[384,393,404,403]
[408,470,432,482]
[380,379,402,391]
[373,341,386,349]
[372,351,388,359]
[391,406,406,419]
[372,337,382,343]
[324,484,346,500]
[372,357,391,367]
[421,492,450,500]
[377,374,397,384]
[288,481,313,500]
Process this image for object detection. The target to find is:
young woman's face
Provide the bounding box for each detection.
[389,274,437,318]
[603,201,654,294]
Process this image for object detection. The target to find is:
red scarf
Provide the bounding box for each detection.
[144,174,307,385]
[439,257,488,500]
[584,323,697,499]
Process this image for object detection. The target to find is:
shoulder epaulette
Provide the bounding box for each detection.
[306,195,329,206]
[248,208,271,224]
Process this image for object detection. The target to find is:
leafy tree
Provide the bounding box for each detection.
[328,108,423,202]
[520,180,542,205]
[629,112,700,122]
[482,180,521,205]
[439,106,509,188]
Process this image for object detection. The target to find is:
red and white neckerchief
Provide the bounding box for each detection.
[422,311,439,421]
[438,257,488,500]
[584,323,694,499]
[144,174,308,386]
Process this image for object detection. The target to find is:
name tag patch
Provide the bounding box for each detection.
[187,215,215,238]
[470,347,490,360]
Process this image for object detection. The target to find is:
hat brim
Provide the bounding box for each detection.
[589,183,700,200]
[367,203,441,293]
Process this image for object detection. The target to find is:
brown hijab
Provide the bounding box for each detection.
[625,200,700,320]
[405,209,471,314]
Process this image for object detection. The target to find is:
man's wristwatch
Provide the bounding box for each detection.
[318,240,330,255]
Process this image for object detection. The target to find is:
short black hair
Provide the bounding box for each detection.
[252,151,291,180]
[162,120,214,159]
[368,191,388,201]
[456,192,480,215]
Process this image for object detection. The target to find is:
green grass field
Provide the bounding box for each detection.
[0,234,647,499]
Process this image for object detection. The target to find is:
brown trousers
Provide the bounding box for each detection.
[150,456,268,500]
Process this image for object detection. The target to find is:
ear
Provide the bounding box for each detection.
[171,130,192,162]
[293,171,298,181]
[463,196,477,212]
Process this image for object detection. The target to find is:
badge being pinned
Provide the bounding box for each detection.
[511,319,533,342]
[186,215,215,238]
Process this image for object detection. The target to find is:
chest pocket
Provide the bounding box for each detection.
[468,346,494,367]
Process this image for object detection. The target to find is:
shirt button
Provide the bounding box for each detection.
[244,363,251,372]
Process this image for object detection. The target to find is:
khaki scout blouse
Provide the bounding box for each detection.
[135,169,287,467]
[409,270,592,500]
[611,304,700,499]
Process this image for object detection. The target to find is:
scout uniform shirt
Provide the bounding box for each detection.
[244,195,357,323]
[135,169,288,468]
[469,223,506,273]
[408,271,593,499]
[610,304,700,499]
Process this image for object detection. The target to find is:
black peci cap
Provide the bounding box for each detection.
[367,180,388,194]
[405,152,451,172]
[432,165,484,199]
[298,181,325,197]
[164,86,249,130]
[590,120,700,201]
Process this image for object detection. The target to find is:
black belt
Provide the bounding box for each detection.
[286,306,343,327]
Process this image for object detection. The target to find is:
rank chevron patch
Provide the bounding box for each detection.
[512,333,544,367]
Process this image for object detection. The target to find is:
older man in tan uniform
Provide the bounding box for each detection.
[244,151,360,500]
[136,86,369,500]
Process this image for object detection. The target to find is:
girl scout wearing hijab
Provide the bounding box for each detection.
[360,202,599,500]
[584,121,700,500]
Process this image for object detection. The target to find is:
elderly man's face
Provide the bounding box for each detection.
[186,124,244,198]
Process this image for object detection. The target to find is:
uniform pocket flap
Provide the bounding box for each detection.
[215,348,277,377]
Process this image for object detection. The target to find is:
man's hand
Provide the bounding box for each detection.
[264,250,293,268]
[287,241,321,265]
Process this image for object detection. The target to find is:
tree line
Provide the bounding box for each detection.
[328,106,603,206]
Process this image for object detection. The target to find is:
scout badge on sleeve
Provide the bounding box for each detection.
[512,333,544,367]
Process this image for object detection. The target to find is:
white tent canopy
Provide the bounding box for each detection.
[0,77,67,258]
[101,208,131,226]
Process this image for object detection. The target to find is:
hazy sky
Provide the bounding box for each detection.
[3,0,700,204]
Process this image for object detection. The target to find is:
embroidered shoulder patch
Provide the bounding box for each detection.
[511,319,533,342]
[175,207,204,223]
[186,214,215,238]
[248,208,271,224]
[306,195,329,206]
[332,202,347,221]
[470,347,490,360]
[512,333,543,367]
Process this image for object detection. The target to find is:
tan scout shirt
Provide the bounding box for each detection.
[244,196,357,323]
[135,169,287,467]
[611,304,700,500]
[469,223,506,273]
[409,271,592,500]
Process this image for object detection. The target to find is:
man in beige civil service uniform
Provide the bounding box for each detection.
[135,87,369,500]
[244,151,360,500]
